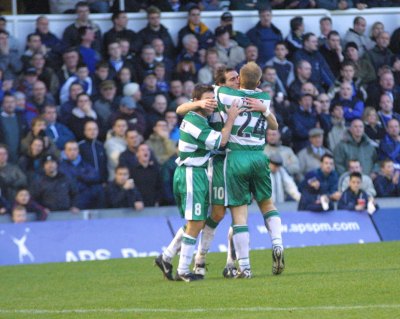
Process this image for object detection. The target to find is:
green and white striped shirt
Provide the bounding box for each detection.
[215,86,270,151]
[176,111,222,167]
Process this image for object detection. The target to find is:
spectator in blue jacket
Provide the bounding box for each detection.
[78,120,108,183]
[290,93,320,152]
[59,140,104,209]
[331,81,365,125]
[293,33,335,90]
[338,172,372,211]
[298,154,341,212]
[246,6,283,65]
[373,159,400,197]
[43,105,75,151]
[378,118,400,168]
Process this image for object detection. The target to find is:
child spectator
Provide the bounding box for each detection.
[154,62,169,93]
[59,64,93,104]
[104,165,144,210]
[12,205,27,223]
[14,188,48,221]
[338,172,376,213]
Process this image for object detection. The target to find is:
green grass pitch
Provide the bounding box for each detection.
[0,241,399,319]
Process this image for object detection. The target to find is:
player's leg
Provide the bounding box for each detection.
[194,155,227,275]
[252,152,284,275]
[258,199,285,275]
[175,166,210,282]
[230,205,252,278]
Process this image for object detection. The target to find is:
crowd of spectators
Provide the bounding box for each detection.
[1,1,400,223]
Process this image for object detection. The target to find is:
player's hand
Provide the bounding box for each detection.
[225,99,244,120]
[199,99,217,112]
[244,97,268,113]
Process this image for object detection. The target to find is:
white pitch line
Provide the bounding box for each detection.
[0,305,400,314]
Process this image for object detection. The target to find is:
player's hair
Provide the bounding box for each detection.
[349,172,362,180]
[192,84,214,100]
[239,62,262,90]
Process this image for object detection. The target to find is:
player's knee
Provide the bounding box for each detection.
[211,205,226,222]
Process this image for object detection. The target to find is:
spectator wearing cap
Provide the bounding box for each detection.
[0,94,29,163]
[246,6,283,65]
[344,41,376,86]
[214,26,245,69]
[137,6,176,59]
[145,119,176,165]
[269,153,301,204]
[78,120,108,183]
[123,82,146,114]
[177,4,214,53]
[104,118,128,181]
[293,33,335,90]
[289,93,320,152]
[16,67,38,100]
[78,26,101,75]
[103,11,139,56]
[106,40,135,82]
[298,128,332,180]
[331,81,365,125]
[59,63,93,104]
[109,96,147,137]
[298,154,340,212]
[343,16,374,58]
[218,11,250,49]
[43,104,75,151]
[104,165,144,210]
[93,80,118,133]
[68,92,99,141]
[0,30,22,79]
[31,154,79,212]
[59,140,104,209]
[333,119,377,175]
[0,144,28,202]
[62,1,102,53]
